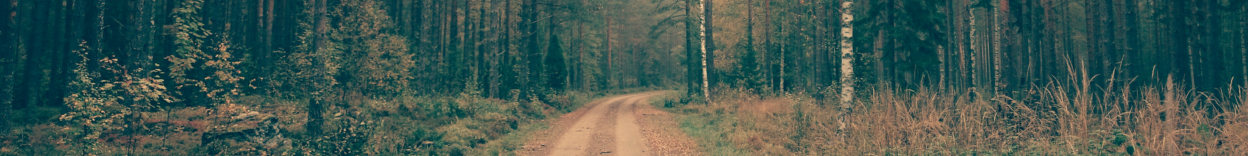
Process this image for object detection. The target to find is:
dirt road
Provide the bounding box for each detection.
[518,91,702,156]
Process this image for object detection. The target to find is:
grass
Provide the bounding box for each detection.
[0,85,678,155]
[0,85,674,155]
[656,77,1248,155]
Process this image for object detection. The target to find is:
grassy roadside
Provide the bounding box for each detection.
[650,92,752,155]
[654,82,1248,155]
[0,86,670,155]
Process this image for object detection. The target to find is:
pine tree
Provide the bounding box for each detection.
[547,35,568,90]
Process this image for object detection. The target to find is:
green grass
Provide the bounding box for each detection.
[471,122,550,156]
[677,113,751,155]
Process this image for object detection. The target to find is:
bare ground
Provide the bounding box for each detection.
[517,91,702,156]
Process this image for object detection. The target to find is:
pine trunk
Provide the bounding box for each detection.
[307,0,329,136]
[1,0,13,131]
[601,10,606,89]
[264,0,273,75]
[703,0,715,90]
[764,0,772,90]
[578,21,586,91]
[685,0,696,96]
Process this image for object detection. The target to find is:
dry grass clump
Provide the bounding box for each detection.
[662,77,1248,155]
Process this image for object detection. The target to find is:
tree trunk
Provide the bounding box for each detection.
[698,0,709,101]
[496,2,505,96]
[685,0,697,96]
[475,2,486,95]
[969,4,978,99]
[1122,0,1140,86]
[1204,0,1219,90]
[1,0,13,131]
[703,0,715,91]
[764,0,772,91]
[264,0,273,76]
[941,0,951,90]
[523,0,538,93]
[747,0,757,89]
[307,0,329,136]
[601,8,606,89]
[838,0,854,133]
[578,21,586,91]
[992,0,1001,97]
[17,0,39,109]
[127,0,153,108]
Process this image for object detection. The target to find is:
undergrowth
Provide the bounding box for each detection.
[0,89,635,155]
[657,79,1248,155]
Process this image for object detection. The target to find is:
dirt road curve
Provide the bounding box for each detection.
[518,91,702,156]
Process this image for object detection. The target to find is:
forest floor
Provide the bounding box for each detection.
[516,91,703,156]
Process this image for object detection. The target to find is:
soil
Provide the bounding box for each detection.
[517,91,703,156]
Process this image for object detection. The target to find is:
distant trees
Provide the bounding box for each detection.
[637,0,1248,110]
[0,0,1245,147]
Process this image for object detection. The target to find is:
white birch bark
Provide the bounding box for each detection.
[993,3,1001,97]
[700,0,711,102]
[969,6,978,98]
[838,0,854,132]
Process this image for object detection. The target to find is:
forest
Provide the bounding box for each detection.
[0,0,1246,155]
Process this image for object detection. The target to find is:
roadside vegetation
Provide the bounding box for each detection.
[3,85,669,155]
[657,79,1248,155]
[2,0,676,155]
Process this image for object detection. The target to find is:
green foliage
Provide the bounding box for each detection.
[733,39,764,90]
[546,35,568,91]
[856,0,947,84]
[269,0,342,98]
[330,0,414,96]
[61,44,173,148]
[166,0,245,106]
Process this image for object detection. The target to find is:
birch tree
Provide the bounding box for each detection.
[838,0,854,132]
[699,0,710,101]
[992,0,1001,97]
[969,2,979,99]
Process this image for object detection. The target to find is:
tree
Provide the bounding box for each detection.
[736,0,762,90]
[167,0,244,106]
[838,0,854,132]
[698,0,710,101]
[702,0,715,91]
[547,35,568,90]
[969,0,980,99]
[605,4,614,90]
[0,0,12,131]
[685,0,699,97]
[331,0,415,97]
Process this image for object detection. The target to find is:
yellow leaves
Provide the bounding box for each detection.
[100,83,115,90]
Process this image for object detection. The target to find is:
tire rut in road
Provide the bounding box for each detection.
[547,95,632,156]
[522,91,694,156]
[613,94,649,155]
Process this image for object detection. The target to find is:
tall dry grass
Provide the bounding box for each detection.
[659,76,1248,155]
